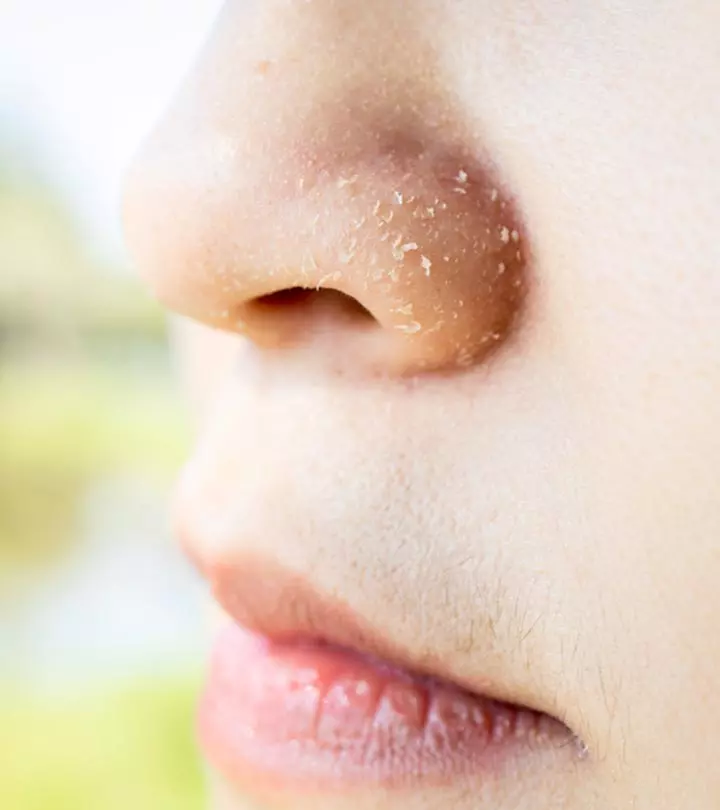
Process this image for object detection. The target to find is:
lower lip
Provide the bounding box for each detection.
[198,624,566,795]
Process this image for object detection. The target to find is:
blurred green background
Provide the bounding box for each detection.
[1,2,224,807]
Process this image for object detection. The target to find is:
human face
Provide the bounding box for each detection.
[123,2,720,808]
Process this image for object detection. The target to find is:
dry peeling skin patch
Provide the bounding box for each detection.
[139,126,530,377]
[282,150,530,375]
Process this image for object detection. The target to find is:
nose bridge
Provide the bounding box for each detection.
[124,0,528,376]
[196,0,448,162]
[187,0,438,125]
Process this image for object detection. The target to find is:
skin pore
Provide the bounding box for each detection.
[123,1,720,808]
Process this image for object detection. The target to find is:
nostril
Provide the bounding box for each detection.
[241,288,379,349]
[254,288,316,309]
[248,288,378,326]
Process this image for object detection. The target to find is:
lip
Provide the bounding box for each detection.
[191,552,579,797]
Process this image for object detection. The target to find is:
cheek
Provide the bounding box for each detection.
[548,214,720,767]
[473,8,720,762]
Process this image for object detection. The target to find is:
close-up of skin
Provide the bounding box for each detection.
[123,1,720,808]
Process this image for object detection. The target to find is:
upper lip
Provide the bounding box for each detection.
[185,543,569,726]
[194,551,425,668]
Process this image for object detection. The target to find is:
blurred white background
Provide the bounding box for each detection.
[1,0,223,259]
[0,3,226,807]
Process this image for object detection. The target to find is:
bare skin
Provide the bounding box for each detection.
[124,2,720,808]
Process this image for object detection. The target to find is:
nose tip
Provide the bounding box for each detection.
[123,4,529,376]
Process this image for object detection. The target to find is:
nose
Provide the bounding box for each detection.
[123,0,528,376]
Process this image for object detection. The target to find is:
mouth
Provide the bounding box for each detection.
[195,554,583,798]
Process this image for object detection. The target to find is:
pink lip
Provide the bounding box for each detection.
[180,550,578,796]
[198,623,569,797]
